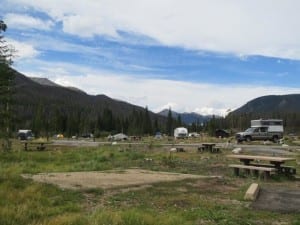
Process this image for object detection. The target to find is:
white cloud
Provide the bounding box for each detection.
[8,0,300,59]
[7,38,39,59]
[4,13,54,30]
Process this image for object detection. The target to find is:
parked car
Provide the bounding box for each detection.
[81,133,94,138]
[215,129,230,138]
[188,132,200,138]
[154,132,162,139]
[107,133,128,141]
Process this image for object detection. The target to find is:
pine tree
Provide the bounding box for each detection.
[143,106,153,135]
[0,20,15,151]
[166,107,173,136]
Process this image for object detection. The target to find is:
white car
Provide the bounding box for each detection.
[108,133,128,141]
[188,132,200,138]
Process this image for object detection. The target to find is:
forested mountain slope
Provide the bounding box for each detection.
[14,70,165,136]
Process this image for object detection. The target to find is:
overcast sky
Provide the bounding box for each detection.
[1,0,300,115]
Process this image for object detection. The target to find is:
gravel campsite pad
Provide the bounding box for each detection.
[252,188,300,213]
[22,169,213,190]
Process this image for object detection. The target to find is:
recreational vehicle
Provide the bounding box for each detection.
[17,130,34,140]
[174,127,188,139]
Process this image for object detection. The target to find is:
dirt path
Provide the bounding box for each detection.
[22,169,219,190]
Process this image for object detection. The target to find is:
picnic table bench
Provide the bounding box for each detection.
[229,164,277,180]
[227,154,296,179]
[249,163,297,175]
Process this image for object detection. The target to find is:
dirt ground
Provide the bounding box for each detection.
[252,188,300,213]
[22,169,218,190]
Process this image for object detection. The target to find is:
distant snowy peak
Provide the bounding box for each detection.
[158,109,214,125]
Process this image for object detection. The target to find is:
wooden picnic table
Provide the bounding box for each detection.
[198,143,219,153]
[22,141,50,151]
[227,154,296,176]
[227,154,295,167]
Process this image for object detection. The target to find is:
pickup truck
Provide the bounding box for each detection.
[235,127,283,143]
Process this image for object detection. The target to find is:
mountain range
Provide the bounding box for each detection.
[30,77,217,125]
[158,109,213,125]
[13,69,167,136]
[12,68,300,133]
[15,71,158,118]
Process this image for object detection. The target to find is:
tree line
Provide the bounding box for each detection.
[14,103,187,138]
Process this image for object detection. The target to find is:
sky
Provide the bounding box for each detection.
[1,0,300,116]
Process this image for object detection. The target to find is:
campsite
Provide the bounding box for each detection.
[0,136,299,225]
[1,3,300,225]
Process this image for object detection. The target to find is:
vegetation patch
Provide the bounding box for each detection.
[0,144,299,224]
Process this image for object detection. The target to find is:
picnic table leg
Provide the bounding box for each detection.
[24,143,28,151]
[197,147,204,153]
[244,168,250,176]
[233,168,240,176]
[263,171,271,180]
[37,143,46,150]
[271,161,283,174]
[252,170,259,177]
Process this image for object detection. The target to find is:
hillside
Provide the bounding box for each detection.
[231,94,300,114]
[225,94,300,133]
[13,69,166,136]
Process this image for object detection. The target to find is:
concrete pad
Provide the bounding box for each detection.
[252,188,300,213]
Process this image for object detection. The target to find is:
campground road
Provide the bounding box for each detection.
[51,139,299,155]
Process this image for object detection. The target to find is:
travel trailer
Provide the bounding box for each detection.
[17,129,34,140]
[174,127,188,139]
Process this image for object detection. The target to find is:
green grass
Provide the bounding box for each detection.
[0,142,299,225]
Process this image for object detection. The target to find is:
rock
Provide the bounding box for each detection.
[232,147,242,154]
[170,147,177,152]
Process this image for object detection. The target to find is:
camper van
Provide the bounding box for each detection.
[174,127,188,139]
[235,119,283,143]
[17,130,34,140]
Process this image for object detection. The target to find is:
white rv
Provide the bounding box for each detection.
[17,129,34,140]
[174,127,188,139]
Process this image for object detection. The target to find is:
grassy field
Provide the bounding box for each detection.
[0,140,299,225]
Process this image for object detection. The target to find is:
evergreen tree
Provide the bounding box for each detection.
[176,114,182,127]
[0,20,15,151]
[143,106,152,135]
[154,118,159,133]
[32,102,44,137]
[207,115,216,136]
[166,107,173,136]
